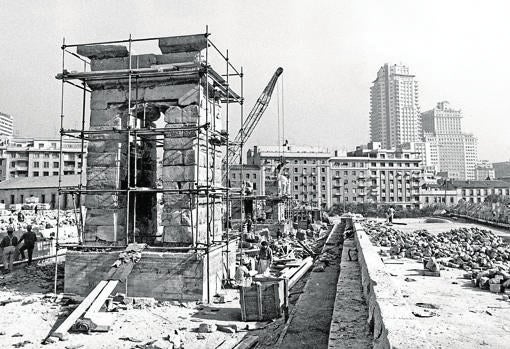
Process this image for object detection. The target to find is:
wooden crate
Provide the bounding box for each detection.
[240,278,288,321]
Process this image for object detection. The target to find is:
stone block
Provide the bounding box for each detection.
[164,106,182,123]
[87,152,120,166]
[77,45,129,59]
[162,165,196,182]
[87,139,124,153]
[89,109,123,127]
[183,149,198,165]
[85,208,126,226]
[158,34,207,54]
[179,87,200,107]
[90,54,158,71]
[85,194,125,209]
[90,89,128,110]
[182,105,200,123]
[163,225,192,243]
[143,84,197,103]
[86,166,124,188]
[162,150,184,166]
[84,224,126,243]
[162,193,192,209]
[156,52,202,65]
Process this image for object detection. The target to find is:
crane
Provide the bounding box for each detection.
[223,67,284,172]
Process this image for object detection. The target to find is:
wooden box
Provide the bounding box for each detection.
[240,278,288,321]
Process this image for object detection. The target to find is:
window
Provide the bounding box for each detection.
[344,171,348,175]
[52,153,59,159]
[44,162,50,168]
[41,194,46,203]
[294,185,298,190]
[294,176,298,181]
[53,172,59,176]
[38,144,44,149]
[33,154,40,159]
[304,160,307,164]
[321,168,325,173]
[253,183,257,190]
[253,174,257,179]
[53,162,59,168]
[294,168,298,173]
[294,194,298,199]
[246,173,250,179]
[232,173,236,179]
[321,176,325,181]
[44,153,50,158]
[352,171,356,175]
[33,162,39,168]
[43,171,49,176]
[33,172,39,176]
[335,171,340,176]
[10,161,15,167]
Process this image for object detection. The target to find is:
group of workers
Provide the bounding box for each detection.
[0,224,37,274]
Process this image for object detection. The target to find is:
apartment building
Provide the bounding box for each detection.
[370,63,422,149]
[247,145,332,209]
[329,142,422,209]
[0,138,84,181]
[493,161,510,180]
[421,101,479,180]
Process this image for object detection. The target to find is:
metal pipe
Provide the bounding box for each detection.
[54,37,66,295]
[225,49,230,279]
[63,33,207,48]
[78,60,87,244]
[125,34,132,246]
[205,25,211,305]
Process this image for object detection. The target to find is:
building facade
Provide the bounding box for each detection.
[329,142,422,209]
[0,174,80,209]
[421,101,479,180]
[247,145,332,209]
[228,164,265,196]
[370,63,422,149]
[0,112,14,139]
[493,161,510,180]
[0,138,84,181]
[475,160,495,180]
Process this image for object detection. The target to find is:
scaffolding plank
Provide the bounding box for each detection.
[85,280,120,318]
[51,280,108,339]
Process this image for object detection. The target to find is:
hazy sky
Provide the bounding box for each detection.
[0,0,509,161]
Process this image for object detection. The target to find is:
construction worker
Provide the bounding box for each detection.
[257,241,273,276]
[1,227,18,273]
[246,217,253,234]
[235,257,253,288]
[18,224,37,266]
[387,206,395,224]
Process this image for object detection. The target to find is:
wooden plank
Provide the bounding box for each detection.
[233,335,259,349]
[51,280,108,339]
[85,280,120,318]
[257,283,263,321]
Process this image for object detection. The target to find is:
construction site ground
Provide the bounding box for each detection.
[370,217,510,349]
[0,222,367,349]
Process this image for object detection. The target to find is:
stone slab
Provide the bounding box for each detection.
[77,44,129,59]
[158,34,207,54]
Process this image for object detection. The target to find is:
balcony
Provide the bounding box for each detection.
[358,182,366,187]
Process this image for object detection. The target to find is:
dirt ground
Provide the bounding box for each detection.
[373,218,510,349]
[0,259,268,349]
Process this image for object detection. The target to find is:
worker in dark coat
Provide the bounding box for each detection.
[18,225,37,266]
[1,227,18,273]
[257,241,273,275]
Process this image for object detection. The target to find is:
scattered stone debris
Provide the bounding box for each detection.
[365,221,510,271]
[198,323,217,333]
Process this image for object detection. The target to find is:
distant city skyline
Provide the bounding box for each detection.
[0,1,508,162]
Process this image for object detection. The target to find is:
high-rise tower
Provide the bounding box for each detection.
[370,63,421,148]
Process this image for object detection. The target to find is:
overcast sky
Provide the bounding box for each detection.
[0,0,509,161]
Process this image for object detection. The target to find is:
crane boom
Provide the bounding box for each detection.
[225,67,283,170]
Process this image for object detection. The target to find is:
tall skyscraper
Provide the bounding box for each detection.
[0,112,14,139]
[370,63,421,149]
[421,101,478,180]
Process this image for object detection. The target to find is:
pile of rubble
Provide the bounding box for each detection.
[466,269,510,295]
[364,220,510,271]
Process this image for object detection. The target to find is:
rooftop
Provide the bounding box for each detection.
[451,180,510,189]
[0,175,81,190]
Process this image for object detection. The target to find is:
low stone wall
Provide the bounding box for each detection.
[64,240,236,302]
[353,221,434,349]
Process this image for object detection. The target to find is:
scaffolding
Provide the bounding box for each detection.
[53,28,244,303]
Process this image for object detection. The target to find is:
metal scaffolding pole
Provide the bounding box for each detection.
[54,37,66,295]
[205,26,211,305]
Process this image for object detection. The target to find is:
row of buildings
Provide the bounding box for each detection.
[229,144,510,211]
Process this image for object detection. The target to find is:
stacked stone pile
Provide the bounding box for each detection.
[466,268,510,294]
[364,221,510,271]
